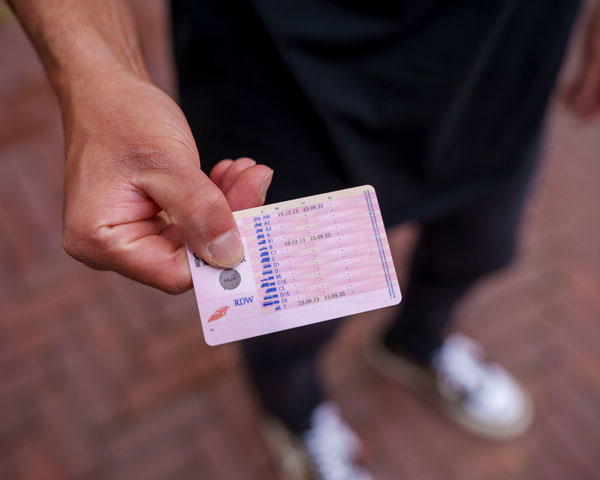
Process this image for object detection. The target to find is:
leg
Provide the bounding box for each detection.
[241,319,342,433]
[365,144,541,440]
[171,0,350,438]
[385,140,540,362]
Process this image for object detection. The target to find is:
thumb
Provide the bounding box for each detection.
[140,164,244,268]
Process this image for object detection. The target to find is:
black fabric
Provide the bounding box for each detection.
[171,0,349,202]
[171,0,580,224]
[241,319,342,433]
[384,135,540,360]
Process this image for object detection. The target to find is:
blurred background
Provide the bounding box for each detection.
[0,1,599,479]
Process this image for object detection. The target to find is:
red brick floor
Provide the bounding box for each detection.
[1,3,599,480]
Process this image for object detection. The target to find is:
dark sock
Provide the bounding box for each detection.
[381,330,439,367]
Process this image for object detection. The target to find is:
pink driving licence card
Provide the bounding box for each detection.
[187,185,401,346]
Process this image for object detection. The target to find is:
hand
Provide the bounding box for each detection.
[61,68,273,294]
[566,4,600,119]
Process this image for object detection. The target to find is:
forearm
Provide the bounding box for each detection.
[8,0,149,97]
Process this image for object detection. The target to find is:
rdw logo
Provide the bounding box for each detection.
[234,296,254,306]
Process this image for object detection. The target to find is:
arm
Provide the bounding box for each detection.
[8,0,151,90]
[8,0,273,293]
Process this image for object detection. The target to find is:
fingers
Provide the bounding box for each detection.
[120,235,192,294]
[126,158,273,291]
[62,154,273,294]
[218,157,256,192]
[210,158,274,211]
[63,214,193,294]
[209,159,234,185]
[566,6,600,119]
[102,229,193,294]
[139,162,244,268]
[567,59,600,118]
[224,164,273,210]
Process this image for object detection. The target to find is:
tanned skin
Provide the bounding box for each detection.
[8,0,273,294]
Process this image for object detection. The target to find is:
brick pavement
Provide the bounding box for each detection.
[1,2,599,479]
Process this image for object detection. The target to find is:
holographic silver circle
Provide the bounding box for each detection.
[219,269,241,290]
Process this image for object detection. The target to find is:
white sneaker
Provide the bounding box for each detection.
[364,332,534,440]
[301,403,373,480]
[262,403,373,480]
[431,333,534,439]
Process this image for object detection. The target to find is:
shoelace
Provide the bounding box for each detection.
[302,404,366,480]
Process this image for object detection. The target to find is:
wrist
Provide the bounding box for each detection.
[50,28,150,102]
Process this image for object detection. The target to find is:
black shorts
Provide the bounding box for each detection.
[171,0,579,225]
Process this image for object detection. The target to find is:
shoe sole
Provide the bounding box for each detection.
[261,418,315,480]
[362,331,535,441]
